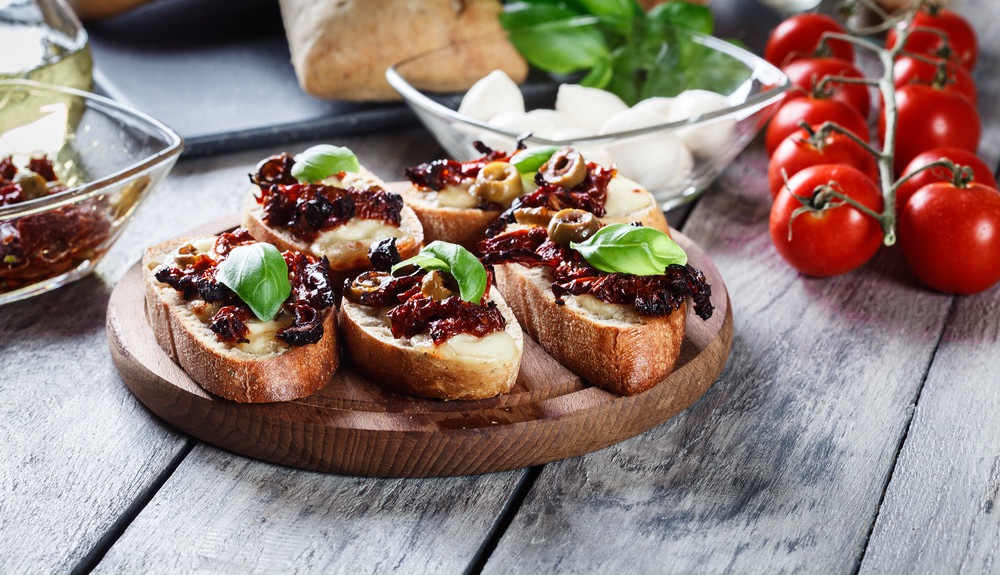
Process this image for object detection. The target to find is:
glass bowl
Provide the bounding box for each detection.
[0,79,182,304]
[387,27,789,210]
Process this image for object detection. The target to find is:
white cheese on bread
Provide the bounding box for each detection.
[603,176,654,217]
[310,218,403,256]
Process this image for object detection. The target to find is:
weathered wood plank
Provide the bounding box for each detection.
[0,274,189,574]
[480,142,955,573]
[857,3,1000,571]
[92,445,522,574]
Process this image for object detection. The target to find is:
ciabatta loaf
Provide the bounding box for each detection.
[143,233,338,403]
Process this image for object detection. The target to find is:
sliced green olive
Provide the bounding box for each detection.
[547,208,601,246]
[539,148,586,189]
[512,206,556,227]
[420,270,458,301]
[172,244,202,268]
[471,161,523,207]
[14,170,49,201]
[345,271,391,304]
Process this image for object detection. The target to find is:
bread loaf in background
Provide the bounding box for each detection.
[278,0,528,101]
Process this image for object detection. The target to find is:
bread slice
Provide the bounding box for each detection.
[242,193,423,276]
[493,263,685,396]
[142,236,339,403]
[396,173,669,252]
[397,185,501,251]
[338,290,524,400]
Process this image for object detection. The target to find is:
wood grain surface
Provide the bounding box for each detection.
[107,218,732,477]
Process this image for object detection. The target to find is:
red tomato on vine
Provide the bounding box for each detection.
[769,129,879,198]
[887,8,978,71]
[893,56,977,106]
[879,83,980,175]
[770,164,885,277]
[765,14,855,67]
[898,181,1000,294]
[783,58,872,118]
[767,97,870,157]
[895,148,996,213]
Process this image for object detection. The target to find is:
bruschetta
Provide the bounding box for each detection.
[143,228,338,403]
[400,145,668,251]
[479,216,713,395]
[243,145,423,283]
[338,238,523,400]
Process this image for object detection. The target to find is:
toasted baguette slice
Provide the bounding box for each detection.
[243,193,423,275]
[339,290,524,400]
[396,185,501,251]
[143,237,338,403]
[493,263,685,395]
[397,173,668,252]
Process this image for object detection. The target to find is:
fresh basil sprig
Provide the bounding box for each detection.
[391,241,488,304]
[500,0,750,105]
[571,223,687,275]
[291,144,360,183]
[216,243,292,321]
[510,146,558,174]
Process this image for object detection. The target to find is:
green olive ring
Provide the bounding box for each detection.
[471,161,523,207]
[540,148,586,189]
[547,208,601,246]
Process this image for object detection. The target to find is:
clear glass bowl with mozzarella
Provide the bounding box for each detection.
[387,27,789,210]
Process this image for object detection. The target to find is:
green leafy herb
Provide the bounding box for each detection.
[510,146,559,174]
[571,224,687,275]
[291,144,360,183]
[500,0,750,105]
[216,243,292,321]
[391,241,488,304]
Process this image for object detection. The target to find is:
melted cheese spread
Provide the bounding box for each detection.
[429,331,519,362]
[603,176,652,217]
[310,219,402,255]
[435,183,479,209]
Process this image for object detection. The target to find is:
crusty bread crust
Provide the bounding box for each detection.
[241,192,423,276]
[397,185,501,252]
[494,263,685,395]
[399,183,669,252]
[338,291,524,400]
[142,238,339,403]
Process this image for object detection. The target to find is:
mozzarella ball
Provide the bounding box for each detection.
[667,89,736,157]
[555,84,629,133]
[459,70,525,121]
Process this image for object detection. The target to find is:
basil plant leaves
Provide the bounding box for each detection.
[571,223,687,275]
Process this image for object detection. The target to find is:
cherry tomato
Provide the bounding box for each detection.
[898,181,1000,293]
[765,14,854,68]
[879,84,980,175]
[893,56,977,106]
[769,129,880,198]
[783,58,871,118]
[895,147,997,213]
[767,97,870,157]
[770,164,885,277]
[887,8,977,71]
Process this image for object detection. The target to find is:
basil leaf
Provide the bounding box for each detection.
[291,144,360,184]
[647,1,713,35]
[391,241,488,304]
[571,224,687,275]
[510,146,558,174]
[506,18,608,74]
[216,243,292,321]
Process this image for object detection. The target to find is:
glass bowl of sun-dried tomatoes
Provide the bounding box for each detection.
[0,79,182,304]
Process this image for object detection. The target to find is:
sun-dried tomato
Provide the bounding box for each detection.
[479,227,714,320]
[404,144,510,191]
[277,303,324,345]
[210,305,251,343]
[249,153,297,187]
[27,156,58,182]
[284,251,334,310]
[368,237,402,272]
[213,228,257,256]
[387,295,506,345]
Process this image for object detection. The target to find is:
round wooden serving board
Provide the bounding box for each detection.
[107,214,733,477]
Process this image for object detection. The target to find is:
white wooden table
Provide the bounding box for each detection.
[2,1,999,573]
